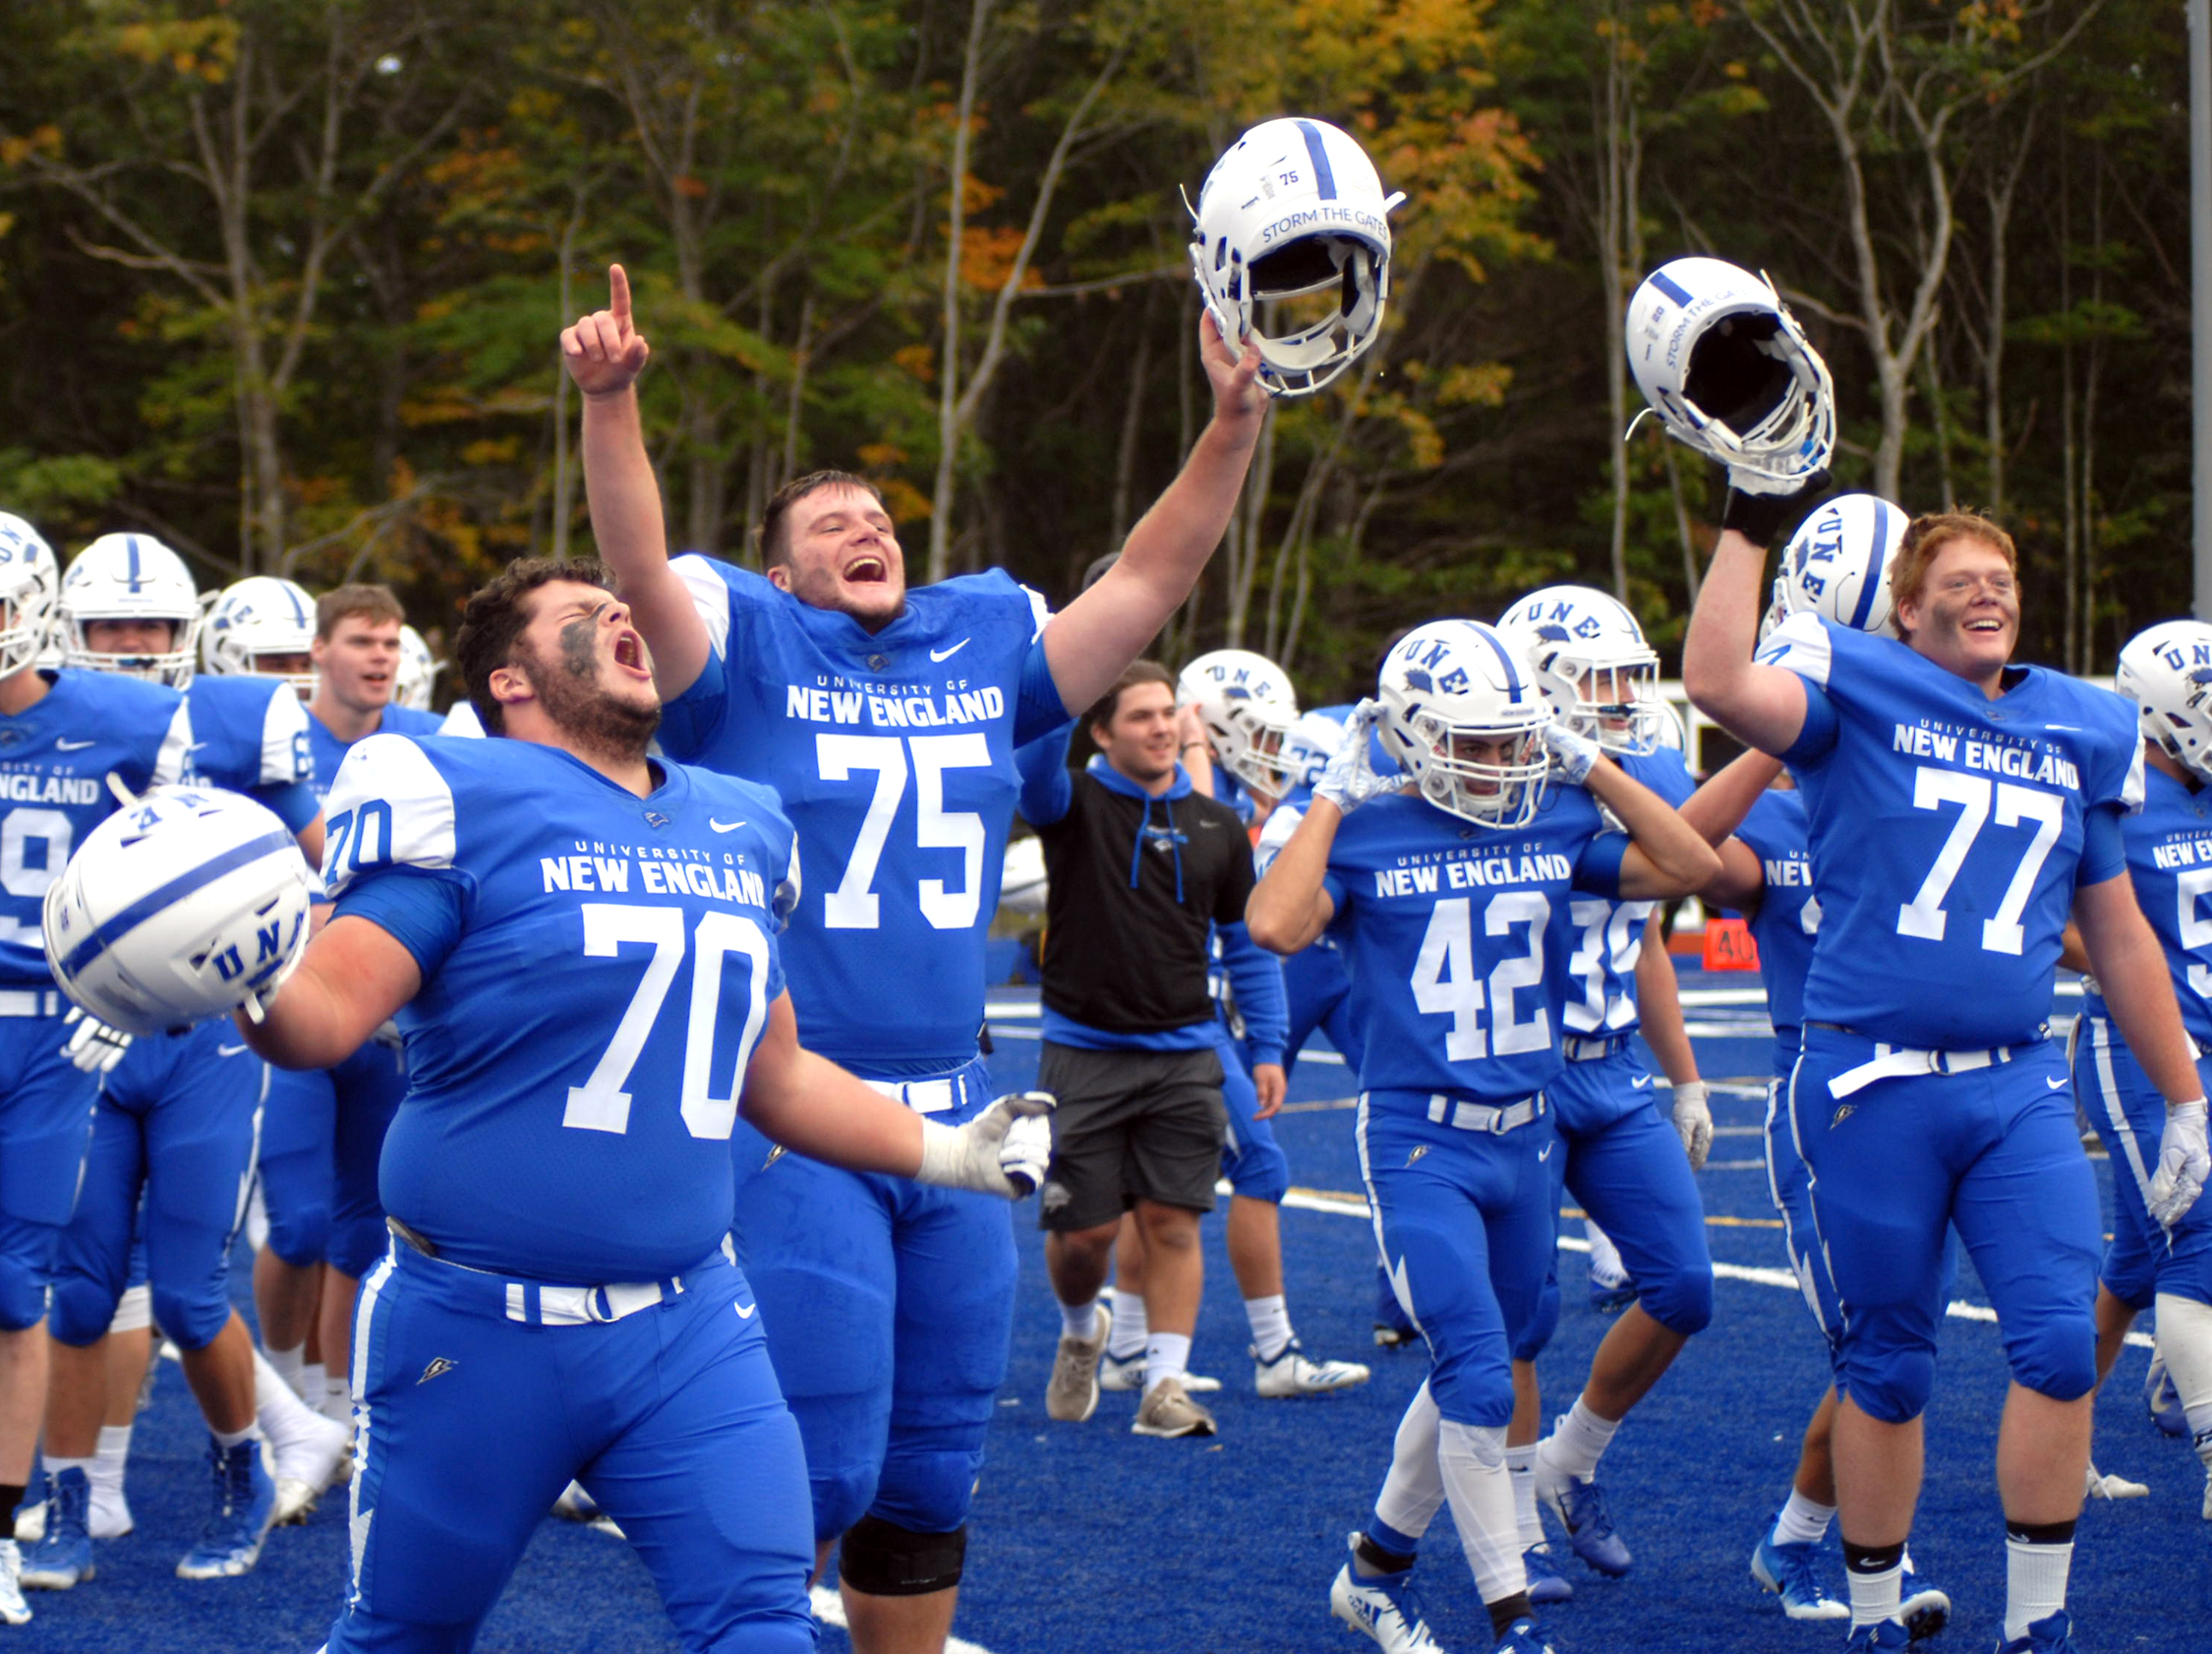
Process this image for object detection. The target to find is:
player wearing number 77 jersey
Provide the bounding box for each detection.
[238,561,1049,1654]
[1248,620,1720,1654]
[1685,494,2210,1654]
[563,262,1264,1645]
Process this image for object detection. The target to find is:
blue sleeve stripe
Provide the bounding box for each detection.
[57,826,298,978]
[1294,120,1337,201]
[1850,503,1892,630]
[1650,268,1693,308]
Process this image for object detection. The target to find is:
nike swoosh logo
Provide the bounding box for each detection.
[734,1301,757,1320]
[1539,1143,1554,1161]
[709,819,747,833]
[55,738,94,751]
[1631,1074,1654,1090]
[929,638,971,663]
[218,1044,251,1057]
[2046,1076,2069,1091]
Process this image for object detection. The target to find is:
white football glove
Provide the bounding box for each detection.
[1542,723,1602,786]
[1313,700,1401,815]
[1669,1080,1713,1171]
[61,1007,133,1075]
[2147,1099,2210,1228]
[999,1111,1053,1195]
[916,1091,1056,1199]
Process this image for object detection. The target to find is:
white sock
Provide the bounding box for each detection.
[211,1423,262,1452]
[2003,1535,2072,1641]
[298,1359,327,1407]
[1437,1420,1526,1607]
[254,1348,324,1446]
[1059,1299,1100,1342]
[89,1426,131,1494]
[1373,1381,1446,1542]
[1144,1331,1192,1394]
[1774,1489,1835,1548]
[321,1374,351,1424]
[1244,1294,1294,1364]
[1847,1559,1902,1629]
[264,1341,305,1393]
[1505,1444,1543,1546]
[1107,1289,1148,1361]
[1539,1394,1619,1483]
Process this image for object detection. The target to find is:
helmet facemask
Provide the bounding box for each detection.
[1406,711,1550,830]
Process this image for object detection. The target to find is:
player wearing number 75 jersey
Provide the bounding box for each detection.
[237,561,1049,1654]
[1248,620,1720,1654]
[1685,491,2210,1654]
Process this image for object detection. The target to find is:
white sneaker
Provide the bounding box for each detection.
[1328,1535,1441,1653]
[1046,1304,1112,1423]
[6,1507,32,1545]
[270,1407,351,1525]
[1253,1338,1370,1396]
[0,1539,29,1625]
[1100,1353,1219,1392]
[1131,1375,1217,1439]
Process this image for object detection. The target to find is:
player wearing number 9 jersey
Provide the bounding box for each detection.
[1249,620,1719,1651]
[1687,499,2209,1654]
[241,561,1045,1654]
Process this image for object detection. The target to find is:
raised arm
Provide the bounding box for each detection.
[1680,746,1787,912]
[237,915,422,1071]
[562,265,712,700]
[1246,799,1340,956]
[1041,313,1265,712]
[1681,507,1812,757]
[1580,757,1722,900]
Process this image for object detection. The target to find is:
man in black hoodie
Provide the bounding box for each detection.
[1015,661,1273,1439]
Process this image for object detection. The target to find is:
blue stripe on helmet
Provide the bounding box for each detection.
[1849,503,1890,630]
[1484,624,1527,703]
[1651,268,1693,308]
[1294,120,1337,202]
[58,826,298,980]
[124,538,144,595]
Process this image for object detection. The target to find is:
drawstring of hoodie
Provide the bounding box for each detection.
[1127,793,1186,903]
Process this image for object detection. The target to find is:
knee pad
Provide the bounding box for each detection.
[2005,1316,2098,1404]
[152,1279,232,1351]
[259,1155,333,1268]
[838,1514,966,1598]
[1223,1137,1290,1204]
[1508,1275,1560,1363]
[1839,1347,1937,1425]
[869,1433,985,1535]
[47,1274,117,1347]
[1637,1262,1716,1337]
[326,1211,392,1282]
[0,1220,57,1332]
[108,1282,151,1336]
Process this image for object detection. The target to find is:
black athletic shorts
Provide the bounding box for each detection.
[1034,1040,1228,1231]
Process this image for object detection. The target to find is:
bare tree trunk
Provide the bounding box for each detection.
[1982,105,2036,521]
[1109,300,1152,554]
[1597,0,1642,601]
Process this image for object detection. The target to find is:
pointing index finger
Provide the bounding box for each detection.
[610,264,632,331]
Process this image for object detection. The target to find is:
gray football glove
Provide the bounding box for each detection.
[61,1007,133,1075]
[1542,723,1602,786]
[1313,700,1401,815]
[2147,1099,2210,1228]
[916,1092,1056,1199]
[1669,1081,1713,1172]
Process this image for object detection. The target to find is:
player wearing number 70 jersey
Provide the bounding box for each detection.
[1248,620,1720,1654]
[239,561,1048,1654]
[1685,494,2211,1654]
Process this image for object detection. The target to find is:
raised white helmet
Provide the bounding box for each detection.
[57,533,201,686]
[0,512,58,679]
[396,623,438,711]
[1767,493,1906,641]
[1188,117,1404,398]
[1376,620,1564,830]
[1625,256,1834,490]
[1178,648,1302,795]
[2117,620,2212,786]
[202,576,319,698]
[1495,585,1665,756]
[1279,708,1346,795]
[43,785,313,1036]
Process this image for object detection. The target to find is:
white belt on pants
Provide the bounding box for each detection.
[1424,1093,1546,1135]
[0,989,64,1018]
[1826,1040,2020,1099]
[863,1074,968,1117]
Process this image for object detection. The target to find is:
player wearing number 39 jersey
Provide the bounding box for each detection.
[239,561,1047,1654]
[1687,496,2210,1654]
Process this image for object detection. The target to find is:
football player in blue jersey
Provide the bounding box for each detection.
[0,513,193,1624]
[563,263,1264,1650]
[22,533,340,1590]
[1248,619,1721,1654]
[2074,620,2212,1521]
[1492,585,1716,1587]
[237,558,1047,1654]
[1686,491,2211,1654]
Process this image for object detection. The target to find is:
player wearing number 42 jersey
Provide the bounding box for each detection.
[239,561,1046,1653]
[566,260,1266,1646]
[1687,494,2211,1654]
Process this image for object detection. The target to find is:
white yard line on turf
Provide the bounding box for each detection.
[811,1587,995,1654]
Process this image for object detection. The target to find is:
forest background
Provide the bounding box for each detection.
[0,0,2184,698]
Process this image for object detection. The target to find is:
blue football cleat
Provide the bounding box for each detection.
[2147,1349,2188,1438]
[1750,1527,1847,1621]
[1898,1570,1950,1642]
[1329,1534,1444,1653]
[1540,1474,1632,1576]
[1993,1610,2079,1654]
[18,1467,92,1590]
[1492,1615,1561,1654]
[1845,1621,1912,1652]
[175,1439,276,1580]
[1523,1543,1572,1605]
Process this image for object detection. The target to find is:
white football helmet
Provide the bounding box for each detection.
[396,623,439,711]
[1625,256,1834,490]
[43,785,313,1037]
[1178,648,1302,795]
[1279,708,1345,795]
[1495,585,1665,756]
[1376,620,1565,830]
[1188,117,1405,398]
[1766,493,1906,641]
[0,511,58,679]
[57,533,201,686]
[202,576,319,698]
[2117,620,2212,786]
